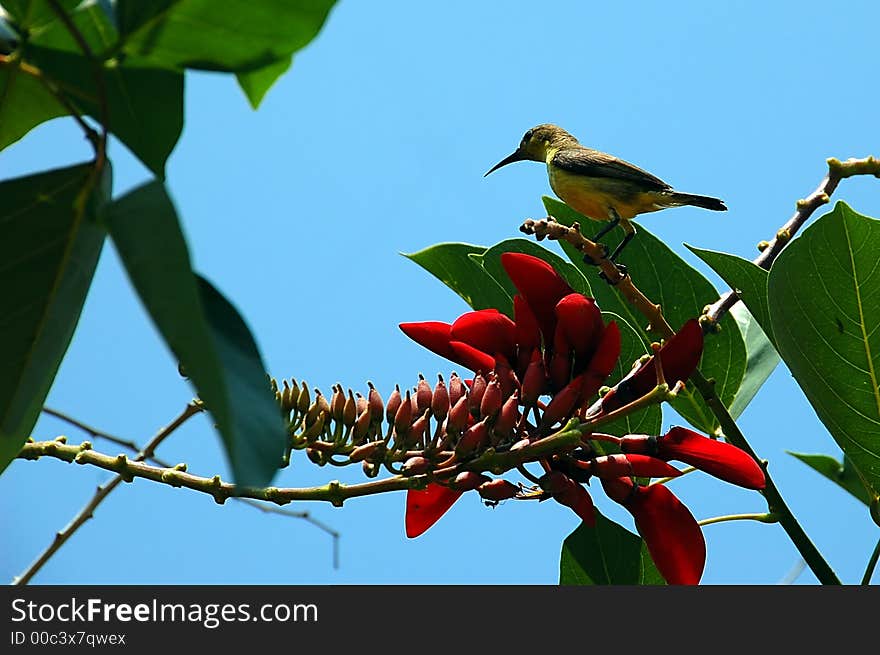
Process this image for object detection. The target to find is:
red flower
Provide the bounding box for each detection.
[401,252,622,537]
[600,319,703,413]
[405,484,462,538]
[602,476,705,585]
[621,427,766,490]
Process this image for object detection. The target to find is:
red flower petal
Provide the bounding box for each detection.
[660,427,766,490]
[501,253,573,345]
[399,321,455,360]
[449,340,496,374]
[514,295,541,353]
[627,483,705,585]
[405,484,463,538]
[555,294,604,359]
[601,319,703,413]
[579,321,622,400]
[589,453,682,479]
[451,309,517,364]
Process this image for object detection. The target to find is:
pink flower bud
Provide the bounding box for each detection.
[539,373,585,429]
[402,456,431,475]
[455,419,489,457]
[330,385,345,423]
[478,479,519,501]
[394,389,413,434]
[368,383,384,425]
[385,385,402,425]
[479,378,503,419]
[448,372,466,406]
[446,395,470,434]
[349,441,383,463]
[494,392,521,440]
[469,373,487,416]
[416,375,433,413]
[450,471,491,491]
[343,390,357,428]
[432,375,450,421]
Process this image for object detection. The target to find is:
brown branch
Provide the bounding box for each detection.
[521,217,673,337]
[13,402,203,585]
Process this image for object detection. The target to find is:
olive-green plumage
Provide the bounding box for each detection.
[485,124,726,260]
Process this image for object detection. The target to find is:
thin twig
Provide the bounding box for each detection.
[12,403,202,585]
[47,0,109,159]
[42,406,164,465]
[705,156,880,325]
[42,406,341,565]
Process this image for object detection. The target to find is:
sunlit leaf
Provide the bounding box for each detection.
[768,201,880,496]
[404,242,513,315]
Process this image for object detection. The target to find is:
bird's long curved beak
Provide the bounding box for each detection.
[484,150,527,177]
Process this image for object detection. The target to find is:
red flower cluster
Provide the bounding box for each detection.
[399,252,766,585]
[401,253,621,414]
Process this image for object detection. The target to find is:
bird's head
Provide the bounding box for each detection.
[485,124,579,176]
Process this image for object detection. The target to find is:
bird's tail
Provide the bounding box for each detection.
[669,192,727,212]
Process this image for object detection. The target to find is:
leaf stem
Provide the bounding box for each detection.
[47,0,109,171]
[12,402,202,585]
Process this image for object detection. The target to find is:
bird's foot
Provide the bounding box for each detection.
[582,243,610,266]
[599,263,629,286]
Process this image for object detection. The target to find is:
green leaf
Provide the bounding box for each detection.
[788,452,874,506]
[0,63,68,151]
[403,243,513,315]
[559,512,664,585]
[24,45,183,177]
[728,303,780,419]
[117,0,336,72]
[768,201,880,497]
[236,55,292,109]
[596,312,662,436]
[543,196,747,434]
[474,237,593,299]
[0,161,110,474]
[1,0,81,30]
[686,245,774,346]
[106,181,286,486]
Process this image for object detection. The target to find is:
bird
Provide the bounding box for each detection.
[485,124,726,263]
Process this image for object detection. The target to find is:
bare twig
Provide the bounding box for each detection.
[705,156,880,325]
[42,406,342,566]
[12,403,202,585]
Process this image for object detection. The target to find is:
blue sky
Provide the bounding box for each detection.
[2,0,878,584]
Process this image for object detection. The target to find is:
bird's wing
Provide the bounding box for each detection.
[552,148,671,191]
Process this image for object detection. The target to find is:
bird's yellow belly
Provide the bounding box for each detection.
[548,167,660,221]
